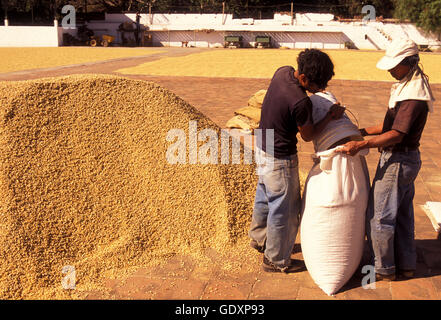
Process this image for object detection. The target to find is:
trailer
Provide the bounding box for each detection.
[254,35,272,48]
[224,35,243,48]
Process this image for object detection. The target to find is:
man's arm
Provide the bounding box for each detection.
[337,129,405,156]
[359,123,383,136]
[298,112,332,142]
[298,104,346,142]
[339,100,428,156]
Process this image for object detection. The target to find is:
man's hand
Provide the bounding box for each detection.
[298,103,346,142]
[337,140,367,156]
[329,103,346,119]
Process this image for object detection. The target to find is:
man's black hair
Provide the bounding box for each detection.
[297,49,335,89]
[400,54,420,68]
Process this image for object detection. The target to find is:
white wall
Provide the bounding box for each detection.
[339,24,381,50]
[152,30,224,48]
[69,13,438,50]
[104,13,233,26]
[148,30,346,49]
[379,22,440,46]
[0,12,425,50]
[0,26,60,47]
[295,13,335,23]
[86,13,379,49]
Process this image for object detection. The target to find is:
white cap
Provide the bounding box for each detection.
[376,38,419,70]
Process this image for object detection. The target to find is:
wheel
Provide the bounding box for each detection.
[101,40,109,47]
[90,39,97,47]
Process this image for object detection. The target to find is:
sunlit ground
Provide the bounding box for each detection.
[116,48,441,83]
[0,47,164,73]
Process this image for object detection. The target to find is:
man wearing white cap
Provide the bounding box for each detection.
[338,38,435,281]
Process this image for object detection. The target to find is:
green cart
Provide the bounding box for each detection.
[254,35,272,48]
[224,35,243,48]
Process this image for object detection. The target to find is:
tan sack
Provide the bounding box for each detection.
[254,89,267,104]
[247,89,267,108]
[234,106,261,123]
[225,115,259,131]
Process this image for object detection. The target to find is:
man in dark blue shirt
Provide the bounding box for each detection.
[250,49,345,272]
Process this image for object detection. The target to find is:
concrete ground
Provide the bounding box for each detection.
[1,48,441,300]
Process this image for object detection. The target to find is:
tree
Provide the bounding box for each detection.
[415,0,441,40]
[1,0,401,23]
[394,0,441,40]
[333,0,394,18]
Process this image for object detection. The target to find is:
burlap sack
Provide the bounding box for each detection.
[225,115,259,131]
[247,89,267,108]
[234,106,261,123]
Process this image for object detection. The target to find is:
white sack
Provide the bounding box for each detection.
[309,92,360,152]
[423,201,441,233]
[300,147,370,296]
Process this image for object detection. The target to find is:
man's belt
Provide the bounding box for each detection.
[380,145,418,153]
[327,136,353,150]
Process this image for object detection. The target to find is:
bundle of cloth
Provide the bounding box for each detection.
[300,91,370,296]
[226,90,266,133]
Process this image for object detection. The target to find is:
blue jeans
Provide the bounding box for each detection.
[249,152,301,268]
[366,149,422,275]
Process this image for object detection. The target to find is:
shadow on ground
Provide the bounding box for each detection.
[338,237,441,293]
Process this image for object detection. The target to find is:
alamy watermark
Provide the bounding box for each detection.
[165,120,274,174]
[61,5,76,29]
[61,265,76,290]
[362,5,376,23]
[361,265,376,290]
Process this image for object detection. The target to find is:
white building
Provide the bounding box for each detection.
[1,12,440,50]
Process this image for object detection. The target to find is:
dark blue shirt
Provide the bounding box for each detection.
[258,66,312,158]
[382,99,428,149]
